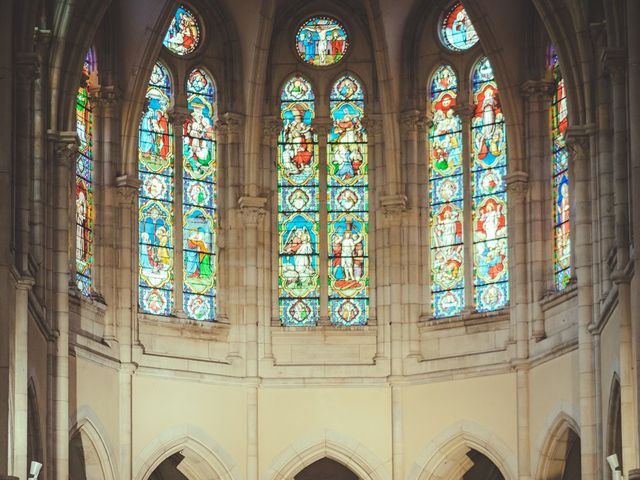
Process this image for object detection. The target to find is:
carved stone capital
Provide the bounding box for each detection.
[566,125,595,160]
[362,115,382,137]
[168,107,191,128]
[94,85,122,110]
[34,28,52,57]
[314,119,332,137]
[238,196,267,226]
[262,116,281,140]
[380,194,407,219]
[15,52,40,83]
[399,110,423,132]
[601,48,626,82]
[115,174,140,205]
[505,171,529,197]
[452,102,474,120]
[519,79,553,99]
[48,130,78,166]
[216,112,243,139]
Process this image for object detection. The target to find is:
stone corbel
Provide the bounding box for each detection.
[519,79,553,100]
[238,196,267,226]
[262,115,281,144]
[115,174,141,206]
[380,194,408,221]
[452,102,474,121]
[94,85,122,113]
[48,130,78,166]
[399,110,423,136]
[566,124,595,160]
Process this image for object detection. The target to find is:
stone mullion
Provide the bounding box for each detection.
[88,89,103,297]
[521,80,551,340]
[455,103,474,313]
[316,119,330,324]
[169,108,190,316]
[49,132,77,480]
[567,127,597,479]
[604,49,638,474]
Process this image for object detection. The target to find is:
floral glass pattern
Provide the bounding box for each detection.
[549,48,571,290]
[75,49,97,296]
[429,65,464,318]
[296,16,349,67]
[440,2,479,52]
[138,62,174,316]
[278,75,320,326]
[183,68,217,320]
[471,57,509,312]
[328,74,368,326]
[163,5,201,56]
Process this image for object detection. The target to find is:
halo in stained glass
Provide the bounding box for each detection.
[163,5,201,56]
[295,16,349,67]
[440,2,479,52]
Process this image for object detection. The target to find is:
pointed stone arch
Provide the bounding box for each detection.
[262,430,391,480]
[69,415,117,480]
[406,421,516,480]
[534,411,581,480]
[133,425,239,480]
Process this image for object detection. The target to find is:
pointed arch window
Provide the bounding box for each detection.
[428,57,509,318]
[429,65,464,317]
[75,48,97,295]
[549,48,571,290]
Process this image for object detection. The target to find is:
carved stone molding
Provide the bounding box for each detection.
[362,115,382,137]
[519,79,553,99]
[115,174,140,205]
[262,115,281,142]
[15,52,40,83]
[34,28,52,59]
[452,102,474,120]
[238,196,267,226]
[380,194,407,219]
[506,171,529,197]
[94,85,122,110]
[566,124,595,160]
[168,106,191,128]
[399,110,424,133]
[601,48,626,82]
[48,130,78,166]
[216,111,244,139]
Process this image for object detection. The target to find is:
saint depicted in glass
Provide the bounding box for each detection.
[183,68,217,320]
[296,16,349,67]
[549,47,571,290]
[139,62,174,316]
[163,5,201,56]
[75,48,97,296]
[328,74,368,326]
[429,65,464,318]
[471,57,509,312]
[440,2,479,52]
[279,75,320,326]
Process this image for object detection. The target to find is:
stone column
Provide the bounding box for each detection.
[115,174,139,480]
[520,80,551,340]
[49,132,77,480]
[567,126,597,479]
[238,196,265,480]
[168,107,191,316]
[604,48,638,473]
[316,119,331,324]
[507,171,531,480]
[627,0,640,470]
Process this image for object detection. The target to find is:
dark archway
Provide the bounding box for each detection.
[463,449,505,480]
[148,452,190,480]
[561,429,581,480]
[295,458,358,480]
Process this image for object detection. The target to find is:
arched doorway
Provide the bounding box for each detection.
[295,458,358,480]
[463,449,505,479]
[148,452,190,480]
[536,414,582,480]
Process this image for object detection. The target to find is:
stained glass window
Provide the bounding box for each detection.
[471,57,509,312]
[75,49,97,296]
[549,48,571,290]
[429,65,464,318]
[328,74,368,326]
[296,17,349,67]
[278,75,320,326]
[440,2,479,52]
[163,5,201,56]
[139,62,174,316]
[183,68,217,320]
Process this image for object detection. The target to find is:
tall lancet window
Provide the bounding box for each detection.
[328,74,368,326]
[75,48,97,295]
[429,65,464,318]
[471,57,509,312]
[549,48,571,290]
[278,75,320,326]
[138,62,175,316]
[183,68,217,319]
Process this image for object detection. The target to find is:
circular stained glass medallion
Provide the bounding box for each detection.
[440,3,479,52]
[163,5,201,56]
[296,16,349,67]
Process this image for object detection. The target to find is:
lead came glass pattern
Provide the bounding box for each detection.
[75,49,96,296]
[328,74,368,326]
[429,65,464,318]
[550,49,571,290]
[471,57,509,312]
[163,5,201,56]
[139,63,174,316]
[279,75,320,326]
[183,68,217,320]
[440,2,479,52]
[296,16,349,67]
